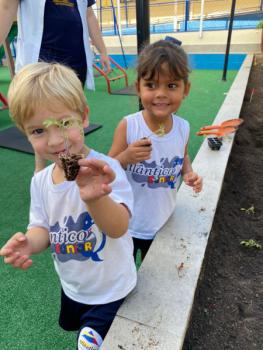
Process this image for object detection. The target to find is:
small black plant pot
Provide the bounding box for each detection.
[207,137,223,150]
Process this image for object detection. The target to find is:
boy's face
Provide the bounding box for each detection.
[24,104,89,165]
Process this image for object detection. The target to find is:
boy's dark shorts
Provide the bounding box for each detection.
[59,288,124,339]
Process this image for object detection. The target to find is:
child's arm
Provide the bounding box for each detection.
[0,227,49,269]
[0,0,18,46]
[77,158,130,238]
[108,119,152,169]
[182,144,203,193]
[86,7,111,73]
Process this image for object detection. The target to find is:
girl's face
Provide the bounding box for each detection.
[24,104,89,166]
[137,64,190,125]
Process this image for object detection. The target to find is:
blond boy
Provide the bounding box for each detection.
[0,62,136,350]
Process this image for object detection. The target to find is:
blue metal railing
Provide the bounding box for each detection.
[94,1,262,36]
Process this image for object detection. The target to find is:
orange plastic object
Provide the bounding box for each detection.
[200,118,243,131]
[196,126,236,137]
[92,57,128,94]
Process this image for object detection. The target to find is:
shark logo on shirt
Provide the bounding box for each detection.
[50,212,106,262]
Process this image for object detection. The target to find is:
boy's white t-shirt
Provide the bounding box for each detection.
[28,150,136,305]
[125,111,190,240]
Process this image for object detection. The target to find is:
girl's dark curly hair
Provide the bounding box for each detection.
[137,40,190,83]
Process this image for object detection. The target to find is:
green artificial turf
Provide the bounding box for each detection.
[0,65,237,349]
[0,23,17,62]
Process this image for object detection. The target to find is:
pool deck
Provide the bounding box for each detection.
[104,28,261,55]
[101,54,253,349]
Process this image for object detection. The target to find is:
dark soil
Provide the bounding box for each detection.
[183,54,263,350]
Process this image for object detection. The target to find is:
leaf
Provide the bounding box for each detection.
[240,205,255,214]
[240,239,262,249]
[43,118,62,128]
[155,123,165,137]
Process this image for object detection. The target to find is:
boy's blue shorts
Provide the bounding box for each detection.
[59,288,124,338]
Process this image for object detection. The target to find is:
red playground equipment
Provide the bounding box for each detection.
[0,93,8,111]
[93,56,128,94]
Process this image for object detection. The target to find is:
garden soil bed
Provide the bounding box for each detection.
[183,54,263,350]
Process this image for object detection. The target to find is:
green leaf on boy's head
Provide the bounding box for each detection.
[43,118,62,128]
[42,117,84,137]
[61,117,81,129]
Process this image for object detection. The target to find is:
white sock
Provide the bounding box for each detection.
[78,327,103,350]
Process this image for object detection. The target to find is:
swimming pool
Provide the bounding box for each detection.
[108,53,246,70]
[102,20,260,36]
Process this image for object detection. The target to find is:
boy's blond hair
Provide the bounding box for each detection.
[8,62,87,132]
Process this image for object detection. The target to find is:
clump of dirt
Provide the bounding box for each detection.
[59,153,83,181]
[183,54,263,350]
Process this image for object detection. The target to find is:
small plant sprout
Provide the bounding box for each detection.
[43,117,84,181]
[240,239,262,249]
[43,116,84,155]
[146,123,166,138]
[155,123,165,137]
[240,205,255,215]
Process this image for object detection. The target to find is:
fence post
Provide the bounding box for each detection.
[184,0,190,32]
[222,0,237,81]
[136,0,150,52]
[136,0,150,109]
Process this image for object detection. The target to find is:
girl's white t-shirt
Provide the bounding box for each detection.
[28,150,137,305]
